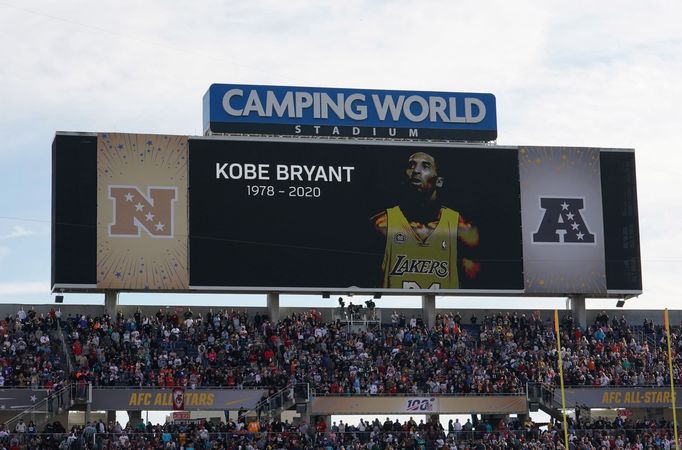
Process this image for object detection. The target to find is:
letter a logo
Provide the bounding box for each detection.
[109,186,177,238]
[532,197,595,243]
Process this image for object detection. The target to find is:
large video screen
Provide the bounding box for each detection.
[52,133,642,296]
[189,138,523,292]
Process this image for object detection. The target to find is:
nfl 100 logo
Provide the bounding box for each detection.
[405,398,436,412]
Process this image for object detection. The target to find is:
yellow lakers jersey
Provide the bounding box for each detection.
[382,206,459,289]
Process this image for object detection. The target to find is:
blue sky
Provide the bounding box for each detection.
[1,1,681,310]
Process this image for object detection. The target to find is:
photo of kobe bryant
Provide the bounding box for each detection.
[370,151,481,290]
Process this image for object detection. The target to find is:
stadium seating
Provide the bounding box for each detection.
[56,309,682,394]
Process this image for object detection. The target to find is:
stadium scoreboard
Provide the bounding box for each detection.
[52,132,641,297]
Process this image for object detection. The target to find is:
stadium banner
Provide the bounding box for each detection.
[91,388,267,411]
[203,84,498,141]
[310,395,527,415]
[96,133,189,290]
[52,133,642,296]
[0,389,48,412]
[519,147,606,294]
[556,387,682,409]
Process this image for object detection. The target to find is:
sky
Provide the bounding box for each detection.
[1,0,681,311]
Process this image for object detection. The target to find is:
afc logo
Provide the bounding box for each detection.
[532,197,595,244]
[108,186,177,238]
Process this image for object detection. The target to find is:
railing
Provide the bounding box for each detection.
[239,383,308,422]
[239,384,293,422]
[56,318,75,377]
[312,391,525,397]
[3,384,74,432]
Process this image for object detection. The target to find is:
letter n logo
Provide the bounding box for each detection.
[532,197,595,243]
[109,186,177,238]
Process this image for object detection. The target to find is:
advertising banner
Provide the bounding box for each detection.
[310,395,527,415]
[91,388,267,411]
[0,389,48,412]
[96,133,189,290]
[203,84,497,141]
[557,387,682,409]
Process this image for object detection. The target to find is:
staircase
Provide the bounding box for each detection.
[527,383,564,421]
[4,384,75,432]
[239,383,309,422]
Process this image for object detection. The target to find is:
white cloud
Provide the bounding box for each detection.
[0,281,50,296]
[0,226,35,240]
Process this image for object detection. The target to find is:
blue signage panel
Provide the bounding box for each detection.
[203,84,497,141]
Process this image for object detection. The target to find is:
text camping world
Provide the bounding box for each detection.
[215,163,355,198]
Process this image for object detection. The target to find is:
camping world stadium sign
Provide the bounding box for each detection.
[203,84,497,141]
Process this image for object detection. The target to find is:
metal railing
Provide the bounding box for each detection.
[239,383,308,422]
[3,383,74,432]
[56,318,75,377]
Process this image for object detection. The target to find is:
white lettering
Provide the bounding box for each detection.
[216,163,229,179]
[243,90,265,116]
[372,95,405,121]
[274,165,355,182]
[265,91,295,117]
[222,89,243,115]
[448,98,465,123]
[342,166,355,182]
[294,125,301,134]
[345,94,367,120]
[277,165,288,180]
[403,95,429,122]
[294,92,313,118]
[328,166,342,182]
[320,93,344,119]
[290,165,303,181]
[313,92,321,118]
[428,96,449,122]
[465,97,486,123]
[352,127,360,135]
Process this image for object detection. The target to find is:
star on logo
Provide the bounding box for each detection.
[134,202,144,212]
[571,223,580,231]
[30,395,37,402]
[560,202,569,211]
[155,222,165,231]
[124,193,134,202]
[576,232,585,240]
[566,212,574,221]
[145,212,154,222]
[115,272,122,278]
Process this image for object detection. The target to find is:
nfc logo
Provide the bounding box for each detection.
[532,197,595,244]
[108,186,177,238]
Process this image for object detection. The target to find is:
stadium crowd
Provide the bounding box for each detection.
[0,308,67,389]
[51,307,682,395]
[0,415,680,449]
